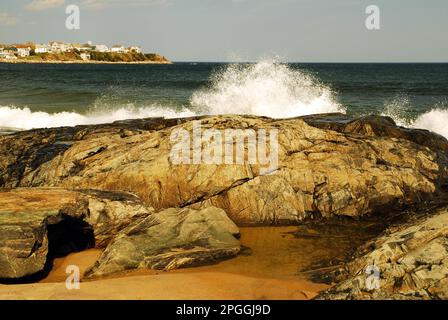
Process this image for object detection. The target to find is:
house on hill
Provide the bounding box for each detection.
[14,45,32,57]
[80,43,95,52]
[35,44,50,54]
[128,46,142,54]
[95,44,109,52]
[50,41,70,53]
[80,52,91,61]
[0,49,18,60]
[110,45,127,53]
[17,48,31,57]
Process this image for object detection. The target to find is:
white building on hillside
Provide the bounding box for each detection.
[35,44,50,54]
[80,44,94,52]
[128,46,142,54]
[16,47,31,57]
[80,52,91,61]
[95,44,109,52]
[0,51,17,60]
[110,45,126,53]
[50,41,70,53]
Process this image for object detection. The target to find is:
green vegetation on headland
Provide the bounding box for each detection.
[90,52,170,63]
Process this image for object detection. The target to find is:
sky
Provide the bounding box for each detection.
[0,0,447,62]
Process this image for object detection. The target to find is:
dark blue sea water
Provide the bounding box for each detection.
[0,62,447,137]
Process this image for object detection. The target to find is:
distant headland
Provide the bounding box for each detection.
[0,41,172,64]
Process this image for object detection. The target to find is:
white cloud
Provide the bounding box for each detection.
[0,12,17,26]
[80,0,168,9]
[25,0,66,11]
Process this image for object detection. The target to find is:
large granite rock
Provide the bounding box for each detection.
[1,114,448,295]
[86,206,241,277]
[1,114,447,225]
[0,117,200,188]
[302,114,448,155]
[0,188,152,280]
[302,113,448,188]
[316,206,448,300]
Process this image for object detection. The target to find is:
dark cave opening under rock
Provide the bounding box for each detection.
[0,216,95,284]
[47,216,95,258]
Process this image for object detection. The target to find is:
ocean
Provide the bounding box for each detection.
[0,61,447,138]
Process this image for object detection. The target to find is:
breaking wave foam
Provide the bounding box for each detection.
[1,60,343,130]
[0,105,195,131]
[412,109,448,139]
[192,60,344,118]
[382,97,448,139]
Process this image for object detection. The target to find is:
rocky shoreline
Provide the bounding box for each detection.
[0,113,447,299]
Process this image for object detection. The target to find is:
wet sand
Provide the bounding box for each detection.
[0,224,381,300]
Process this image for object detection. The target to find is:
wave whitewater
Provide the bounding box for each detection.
[0,105,195,131]
[411,109,448,139]
[0,61,343,130]
[0,61,447,139]
[191,60,344,117]
[382,96,448,139]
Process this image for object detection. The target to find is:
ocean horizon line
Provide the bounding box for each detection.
[171,61,448,64]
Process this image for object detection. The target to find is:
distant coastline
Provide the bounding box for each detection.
[0,41,172,64]
[0,59,173,65]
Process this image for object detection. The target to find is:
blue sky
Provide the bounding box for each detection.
[1,0,447,62]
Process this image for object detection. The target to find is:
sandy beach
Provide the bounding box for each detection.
[0,227,337,300]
